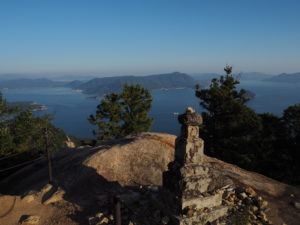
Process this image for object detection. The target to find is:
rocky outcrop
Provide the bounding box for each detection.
[83,133,175,186]
[1,130,300,225]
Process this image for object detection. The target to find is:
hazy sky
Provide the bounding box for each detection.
[0,0,299,75]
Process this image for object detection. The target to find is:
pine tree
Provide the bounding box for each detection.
[89,84,153,140]
[195,66,261,167]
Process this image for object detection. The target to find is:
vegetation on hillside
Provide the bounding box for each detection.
[72,72,196,95]
[89,84,153,140]
[196,66,300,185]
[0,92,68,179]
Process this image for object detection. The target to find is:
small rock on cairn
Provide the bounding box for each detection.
[163,107,228,225]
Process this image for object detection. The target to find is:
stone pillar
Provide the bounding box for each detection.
[175,107,204,166]
[163,107,228,225]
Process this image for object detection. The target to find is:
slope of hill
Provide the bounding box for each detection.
[265,72,300,83]
[0,132,299,225]
[70,72,197,95]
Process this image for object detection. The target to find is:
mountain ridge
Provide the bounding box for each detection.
[70,72,197,95]
[265,72,300,83]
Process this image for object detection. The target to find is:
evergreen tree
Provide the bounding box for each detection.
[195,66,261,167]
[281,104,300,183]
[121,84,153,135]
[0,92,68,179]
[89,84,153,140]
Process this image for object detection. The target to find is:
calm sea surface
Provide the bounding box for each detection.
[2,80,300,138]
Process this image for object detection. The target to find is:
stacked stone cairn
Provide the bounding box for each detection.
[163,107,228,225]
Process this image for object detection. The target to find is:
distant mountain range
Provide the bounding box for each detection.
[69,72,197,95]
[0,72,299,95]
[265,73,300,83]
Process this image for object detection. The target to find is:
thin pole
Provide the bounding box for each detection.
[114,195,121,225]
[45,125,53,184]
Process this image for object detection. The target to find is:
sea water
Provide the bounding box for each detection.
[2,80,300,138]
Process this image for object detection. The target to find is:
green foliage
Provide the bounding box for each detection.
[89,84,153,140]
[282,104,300,138]
[195,66,300,185]
[0,92,19,122]
[0,92,68,179]
[195,66,261,168]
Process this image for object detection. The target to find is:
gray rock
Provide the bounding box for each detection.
[40,184,53,194]
[182,191,224,210]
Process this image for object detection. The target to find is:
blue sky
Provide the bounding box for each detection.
[0,0,299,75]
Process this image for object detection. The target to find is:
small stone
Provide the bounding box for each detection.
[19,215,40,224]
[239,192,248,199]
[223,191,234,199]
[292,201,300,209]
[257,196,263,201]
[260,212,268,223]
[128,221,134,225]
[223,200,235,206]
[161,216,169,225]
[228,196,235,202]
[260,200,269,208]
[22,193,36,203]
[88,217,99,225]
[109,215,114,220]
[99,217,109,224]
[250,205,258,212]
[290,194,295,198]
[40,184,53,193]
[221,184,230,189]
[95,213,104,218]
[245,187,256,197]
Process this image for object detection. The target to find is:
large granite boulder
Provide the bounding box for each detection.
[83,132,176,186]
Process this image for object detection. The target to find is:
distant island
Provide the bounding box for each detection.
[68,72,197,95]
[265,72,300,83]
[8,101,47,112]
[0,71,299,96]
